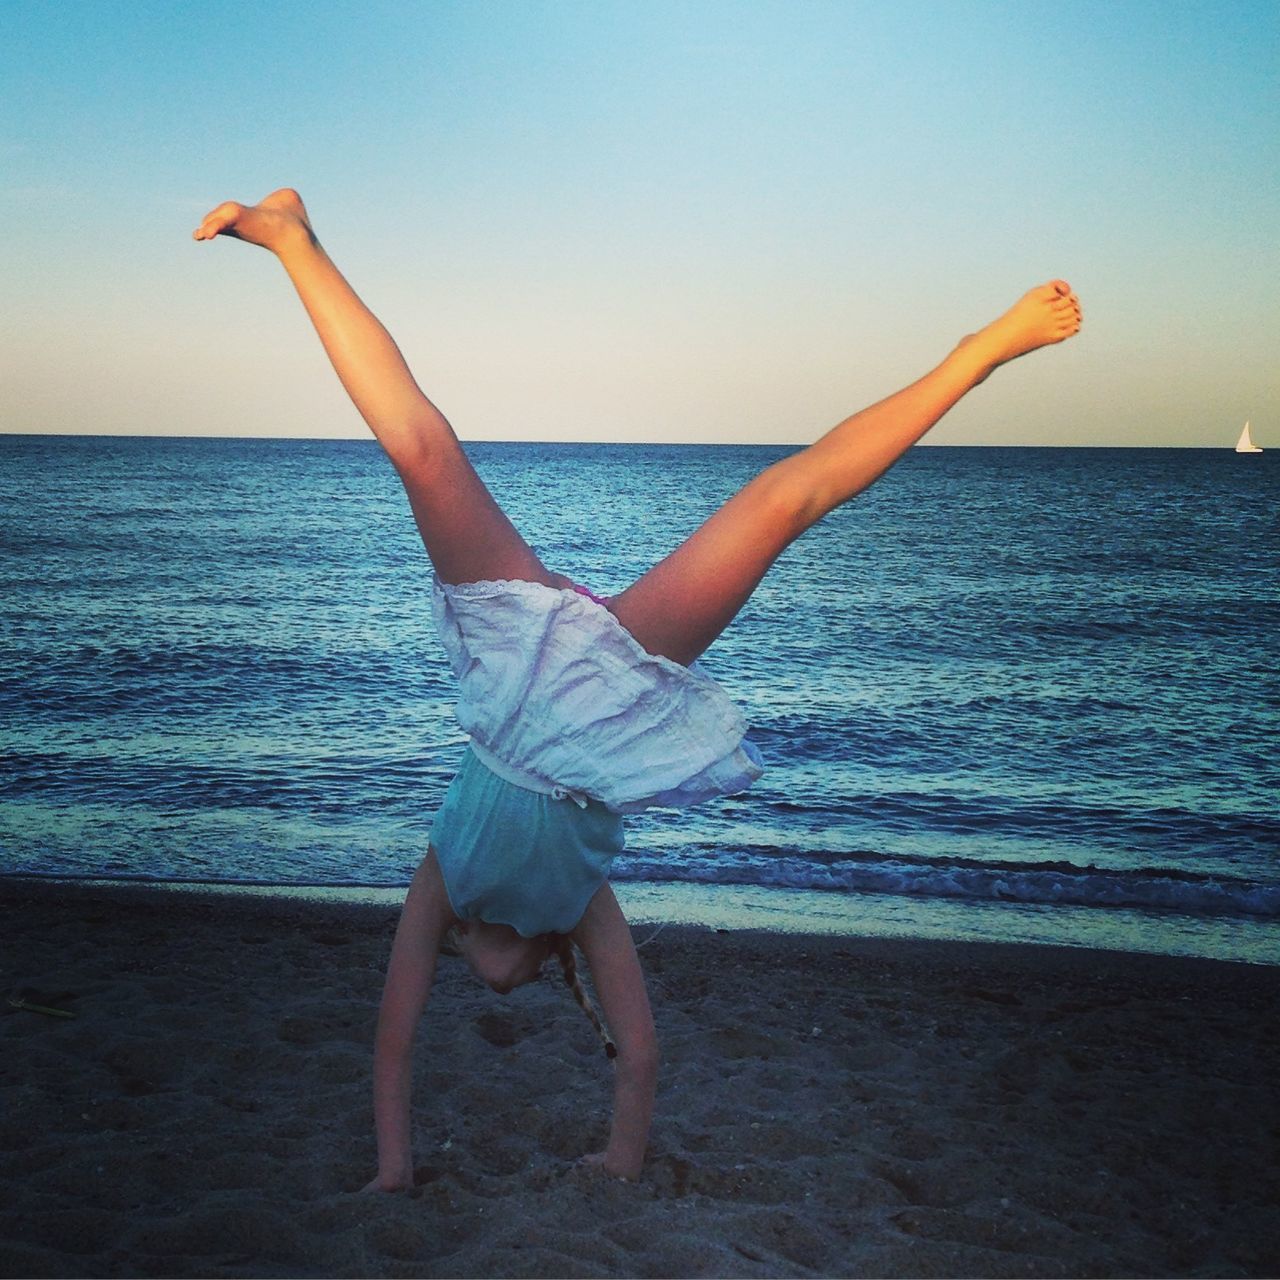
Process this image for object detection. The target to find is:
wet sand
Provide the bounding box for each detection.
[1,877,1277,1278]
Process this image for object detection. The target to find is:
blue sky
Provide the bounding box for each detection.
[3,0,1277,445]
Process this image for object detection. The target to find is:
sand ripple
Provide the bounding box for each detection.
[1,880,1278,1277]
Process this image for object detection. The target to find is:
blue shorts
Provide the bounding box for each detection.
[430,744,626,937]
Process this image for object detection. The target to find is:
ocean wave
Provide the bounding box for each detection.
[611,847,1280,919]
[11,848,1275,924]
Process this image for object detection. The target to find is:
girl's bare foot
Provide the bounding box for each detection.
[192,187,315,255]
[957,280,1082,384]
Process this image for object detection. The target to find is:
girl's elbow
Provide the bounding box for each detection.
[617,1034,660,1080]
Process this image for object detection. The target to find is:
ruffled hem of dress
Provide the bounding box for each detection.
[432,575,764,810]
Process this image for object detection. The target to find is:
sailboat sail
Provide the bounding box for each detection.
[1235,421,1263,453]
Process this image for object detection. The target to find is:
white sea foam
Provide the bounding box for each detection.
[612,851,1280,919]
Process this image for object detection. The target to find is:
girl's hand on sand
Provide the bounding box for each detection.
[192,187,314,255]
[580,1151,637,1181]
[358,1173,412,1194]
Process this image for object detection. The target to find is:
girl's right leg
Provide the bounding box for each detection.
[607,281,1081,665]
[195,189,555,589]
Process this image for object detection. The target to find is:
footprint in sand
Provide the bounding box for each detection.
[307,931,351,947]
[707,1026,794,1060]
[472,1010,521,1048]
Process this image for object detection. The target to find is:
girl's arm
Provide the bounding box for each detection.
[571,886,659,1180]
[363,850,456,1192]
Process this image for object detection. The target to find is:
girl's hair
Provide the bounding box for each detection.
[549,935,617,1059]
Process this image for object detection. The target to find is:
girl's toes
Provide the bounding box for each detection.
[195,201,243,239]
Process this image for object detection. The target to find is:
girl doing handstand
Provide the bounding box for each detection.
[194,189,1081,1186]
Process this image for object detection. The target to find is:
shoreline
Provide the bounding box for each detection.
[6,869,1277,973]
[2,877,1279,1277]
[6,871,1279,968]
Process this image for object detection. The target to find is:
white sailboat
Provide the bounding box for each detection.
[1235,421,1263,453]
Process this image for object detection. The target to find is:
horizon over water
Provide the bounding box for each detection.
[5,432,1258,448]
[2,434,1277,963]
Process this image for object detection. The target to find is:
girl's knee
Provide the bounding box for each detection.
[750,461,825,537]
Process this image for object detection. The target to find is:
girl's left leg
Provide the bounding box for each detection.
[195,189,555,588]
[607,281,1081,665]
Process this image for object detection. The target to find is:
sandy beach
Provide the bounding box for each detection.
[1,877,1277,1279]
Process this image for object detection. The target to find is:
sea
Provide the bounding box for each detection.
[2,435,1277,963]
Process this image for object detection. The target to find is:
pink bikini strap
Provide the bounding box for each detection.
[571,583,610,607]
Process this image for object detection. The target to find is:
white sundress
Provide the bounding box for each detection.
[426,576,763,935]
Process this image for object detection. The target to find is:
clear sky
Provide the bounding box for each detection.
[3,0,1276,446]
